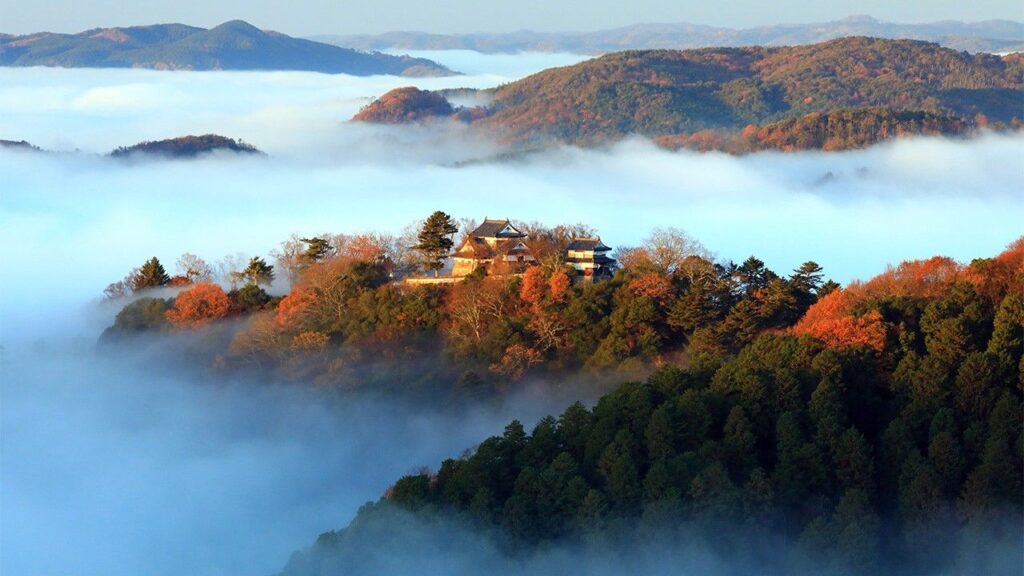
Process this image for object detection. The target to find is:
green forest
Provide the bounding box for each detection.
[281,238,1023,575]
[100,222,1023,574]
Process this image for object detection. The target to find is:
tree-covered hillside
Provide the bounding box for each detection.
[109,134,263,159]
[101,225,848,396]
[0,20,453,76]
[281,240,1023,575]
[354,37,1024,148]
[654,108,972,152]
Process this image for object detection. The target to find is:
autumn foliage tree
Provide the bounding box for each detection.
[793,290,888,352]
[165,282,231,329]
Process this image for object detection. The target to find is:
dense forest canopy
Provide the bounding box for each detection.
[279,238,1023,576]
[354,37,1024,149]
[97,221,1023,575]
[109,134,263,159]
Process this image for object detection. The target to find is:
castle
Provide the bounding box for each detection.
[449,218,616,281]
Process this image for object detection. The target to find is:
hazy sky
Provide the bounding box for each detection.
[1,0,1022,36]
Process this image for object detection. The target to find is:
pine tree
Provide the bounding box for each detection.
[736,256,776,296]
[132,257,170,291]
[300,237,333,264]
[791,261,825,311]
[240,256,275,287]
[413,211,458,276]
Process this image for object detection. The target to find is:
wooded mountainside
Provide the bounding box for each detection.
[96,221,1023,575]
[281,239,1023,575]
[0,20,453,76]
[354,37,1024,149]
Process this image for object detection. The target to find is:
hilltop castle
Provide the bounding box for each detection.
[449,218,616,281]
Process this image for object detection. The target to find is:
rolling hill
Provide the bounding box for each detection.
[0,20,453,76]
[109,134,264,159]
[353,37,1024,148]
[313,15,1024,55]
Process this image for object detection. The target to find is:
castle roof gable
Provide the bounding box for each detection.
[469,218,525,239]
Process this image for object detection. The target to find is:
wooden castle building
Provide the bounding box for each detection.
[452,218,535,277]
[565,237,616,281]
[445,218,616,282]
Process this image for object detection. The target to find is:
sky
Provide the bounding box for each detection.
[1,0,1022,36]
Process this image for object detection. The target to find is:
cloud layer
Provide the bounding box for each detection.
[1,52,1022,576]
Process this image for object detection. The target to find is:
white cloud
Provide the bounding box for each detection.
[1,55,1022,576]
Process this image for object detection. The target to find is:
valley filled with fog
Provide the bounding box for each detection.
[2,51,1023,576]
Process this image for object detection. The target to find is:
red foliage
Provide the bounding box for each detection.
[548,270,572,301]
[793,253,977,352]
[859,256,962,300]
[352,87,454,124]
[629,273,676,306]
[963,236,1024,304]
[792,290,887,352]
[168,275,192,287]
[520,266,547,305]
[337,233,391,263]
[489,344,544,379]
[275,285,315,331]
[165,282,230,329]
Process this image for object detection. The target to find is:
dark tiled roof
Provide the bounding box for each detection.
[455,237,532,260]
[566,237,611,252]
[469,218,525,239]
[567,254,617,265]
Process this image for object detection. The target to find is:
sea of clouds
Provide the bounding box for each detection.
[1,50,1023,576]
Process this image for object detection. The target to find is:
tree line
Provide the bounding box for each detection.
[101,215,848,397]
[284,238,1024,575]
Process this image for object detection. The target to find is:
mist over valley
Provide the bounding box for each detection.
[1,42,1022,576]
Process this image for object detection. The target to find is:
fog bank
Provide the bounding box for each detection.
[3,132,1022,346]
[0,328,593,576]
[2,52,1022,576]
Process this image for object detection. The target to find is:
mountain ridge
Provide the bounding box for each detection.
[0,20,454,76]
[353,37,1024,148]
[312,15,1024,54]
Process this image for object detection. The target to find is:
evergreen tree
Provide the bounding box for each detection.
[240,256,275,287]
[301,237,333,264]
[233,284,271,312]
[722,406,757,478]
[818,279,841,297]
[791,261,825,310]
[413,211,458,276]
[735,256,777,296]
[132,257,170,291]
[791,261,825,294]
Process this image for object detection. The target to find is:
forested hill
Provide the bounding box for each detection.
[109,134,263,159]
[281,240,1024,575]
[354,37,1024,147]
[0,20,453,76]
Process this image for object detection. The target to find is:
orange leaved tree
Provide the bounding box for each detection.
[166,282,231,329]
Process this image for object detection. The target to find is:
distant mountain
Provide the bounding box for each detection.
[353,38,1024,149]
[0,20,454,76]
[313,15,1024,54]
[0,139,41,151]
[109,134,263,159]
